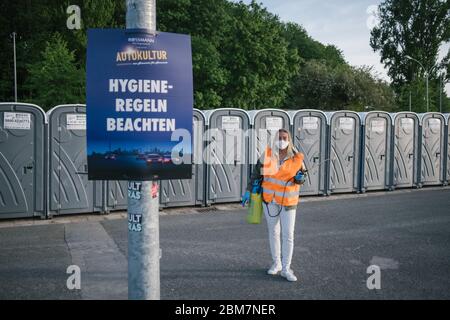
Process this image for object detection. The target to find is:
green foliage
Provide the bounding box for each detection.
[0,0,421,113]
[370,0,450,112]
[191,36,228,109]
[282,22,346,68]
[158,0,300,109]
[285,60,396,111]
[221,1,300,109]
[24,33,84,109]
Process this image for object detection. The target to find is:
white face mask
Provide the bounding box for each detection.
[275,140,289,150]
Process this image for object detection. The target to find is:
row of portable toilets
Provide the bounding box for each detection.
[0,102,449,220]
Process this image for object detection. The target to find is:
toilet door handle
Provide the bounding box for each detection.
[23,165,33,174]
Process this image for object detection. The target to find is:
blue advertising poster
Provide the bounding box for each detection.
[86,29,193,180]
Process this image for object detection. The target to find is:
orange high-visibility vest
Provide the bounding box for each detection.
[261,147,304,206]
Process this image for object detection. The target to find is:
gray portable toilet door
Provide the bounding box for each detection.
[107,180,127,211]
[50,108,94,214]
[208,111,248,202]
[293,113,323,195]
[329,114,358,192]
[0,107,41,218]
[252,112,290,164]
[363,115,389,190]
[447,120,450,183]
[160,113,203,207]
[394,116,415,187]
[421,117,443,184]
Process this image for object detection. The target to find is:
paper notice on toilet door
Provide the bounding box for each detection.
[66,114,86,130]
[400,118,413,131]
[338,117,354,131]
[302,117,319,130]
[370,119,385,133]
[221,116,241,131]
[265,117,283,131]
[3,112,31,130]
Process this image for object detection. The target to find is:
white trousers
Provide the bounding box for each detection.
[263,201,297,270]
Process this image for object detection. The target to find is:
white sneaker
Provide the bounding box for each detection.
[267,263,282,275]
[281,269,297,282]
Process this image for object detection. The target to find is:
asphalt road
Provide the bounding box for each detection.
[0,187,449,300]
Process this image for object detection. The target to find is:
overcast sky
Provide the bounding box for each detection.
[234,0,450,95]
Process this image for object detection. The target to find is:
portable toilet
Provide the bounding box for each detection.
[0,103,47,219]
[160,108,206,207]
[204,108,250,204]
[325,111,362,194]
[247,108,291,168]
[47,104,103,217]
[105,180,128,212]
[444,113,450,185]
[391,112,420,189]
[288,109,327,195]
[359,111,393,192]
[418,113,446,186]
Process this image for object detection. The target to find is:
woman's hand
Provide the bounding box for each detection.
[294,170,306,184]
[241,191,250,207]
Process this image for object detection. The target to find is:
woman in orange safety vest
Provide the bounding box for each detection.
[242,128,305,282]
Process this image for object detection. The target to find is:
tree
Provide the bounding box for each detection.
[157,0,231,109]
[285,60,334,109]
[54,0,123,67]
[286,60,396,111]
[371,0,450,85]
[0,0,57,102]
[24,33,84,110]
[370,0,450,111]
[282,22,346,68]
[221,1,300,109]
[158,0,300,110]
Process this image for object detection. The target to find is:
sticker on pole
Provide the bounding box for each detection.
[3,112,31,130]
[66,114,86,130]
[128,213,142,232]
[86,29,193,180]
[265,117,283,131]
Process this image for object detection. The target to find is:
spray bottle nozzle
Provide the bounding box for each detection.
[251,179,262,194]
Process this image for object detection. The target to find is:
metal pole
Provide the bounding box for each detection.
[12,32,17,102]
[439,74,442,113]
[409,90,412,112]
[426,72,429,112]
[126,0,160,300]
